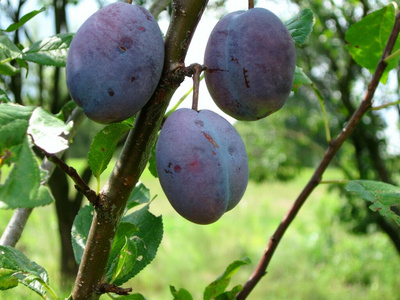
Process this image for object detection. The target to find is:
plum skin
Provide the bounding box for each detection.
[204,7,296,121]
[66,2,165,124]
[155,108,249,225]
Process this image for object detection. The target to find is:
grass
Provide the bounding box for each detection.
[0,164,399,299]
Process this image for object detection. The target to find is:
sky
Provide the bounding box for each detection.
[2,0,400,154]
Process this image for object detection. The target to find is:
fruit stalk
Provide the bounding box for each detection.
[71,1,209,299]
[236,11,400,300]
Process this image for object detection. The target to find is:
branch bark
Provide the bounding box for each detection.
[236,11,400,300]
[71,1,209,299]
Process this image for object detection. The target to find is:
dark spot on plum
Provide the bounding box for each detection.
[164,169,172,174]
[212,150,216,155]
[202,132,219,148]
[228,145,236,156]
[230,56,239,63]
[195,120,204,127]
[131,76,136,82]
[138,26,146,32]
[174,165,182,173]
[108,88,114,96]
[243,68,250,88]
[167,162,173,168]
[189,160,199,167]
[119,36,133,51]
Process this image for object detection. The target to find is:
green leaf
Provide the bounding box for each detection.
[0,36,23,62]
[0,89,11,103]
[214,285,243,300]
[203,258,251,300]
[0,269,18,290]
[2,7,46,32]
[0,103,34,156]
[0,136,54,209]
[106,222,139,285]
[170,285,194,300]
[346,180,400,226]
[109,236,138,285]
[71,205,94,264]
[22,33,74,67]
[285,9,315,45]
[88,122,132,180]
[292,66,312,91]
[345,3,400,82]
[0,62,20,76]
[0,245,49,296]
[119,205,163,281]
[126,182,151,210]
[28,107,72,154]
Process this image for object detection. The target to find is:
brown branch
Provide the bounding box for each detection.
[99,283,132,295]
[236,11,400,300]
[38,146,99,206]
[71,1,209,299]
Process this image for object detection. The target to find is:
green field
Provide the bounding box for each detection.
[0,165,399,299]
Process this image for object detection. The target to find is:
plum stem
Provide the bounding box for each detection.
[192,64,203,111]
[236,10,400,300]
[248,0,254,9]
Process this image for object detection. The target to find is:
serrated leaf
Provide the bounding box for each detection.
[71,205,94,264]
[27,107,72,154]
[109,236,138,285]
[0,245,49,296]
[203,258,250,300]
[0,136,54,209]
[126,182,151,210]
[0,103,34,156]
[0,269,18,290]
[88,122,132,180]
[106,222,139,285]
[346,180,400,226]
[285,9,315,45]
[22,33,74,67]
[170,285,193,300]
[2,7,46,32]
[0,36,23,61]
[345,3,400,83]
[119,205,163,281]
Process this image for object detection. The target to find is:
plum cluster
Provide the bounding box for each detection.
[156,7,296,224]
[204,7,296,120]
[155,109,249,224]
[66,2,164,124]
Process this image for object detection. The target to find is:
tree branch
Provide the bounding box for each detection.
[0,108,86,247]
[71,1,209,299]
[236,11,400,300]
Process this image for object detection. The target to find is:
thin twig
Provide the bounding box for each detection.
[39,147,99,206]
[236,11,400,300]
[99,283,132,295]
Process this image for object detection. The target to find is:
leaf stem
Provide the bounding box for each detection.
[371,99,400,110]
[236,10,400,300]
[383,48,400,63]
[311,84,331,143]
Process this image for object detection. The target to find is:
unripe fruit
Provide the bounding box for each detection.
[204,7,296,121]
[66,2,165,124]
[156,108,249,224]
